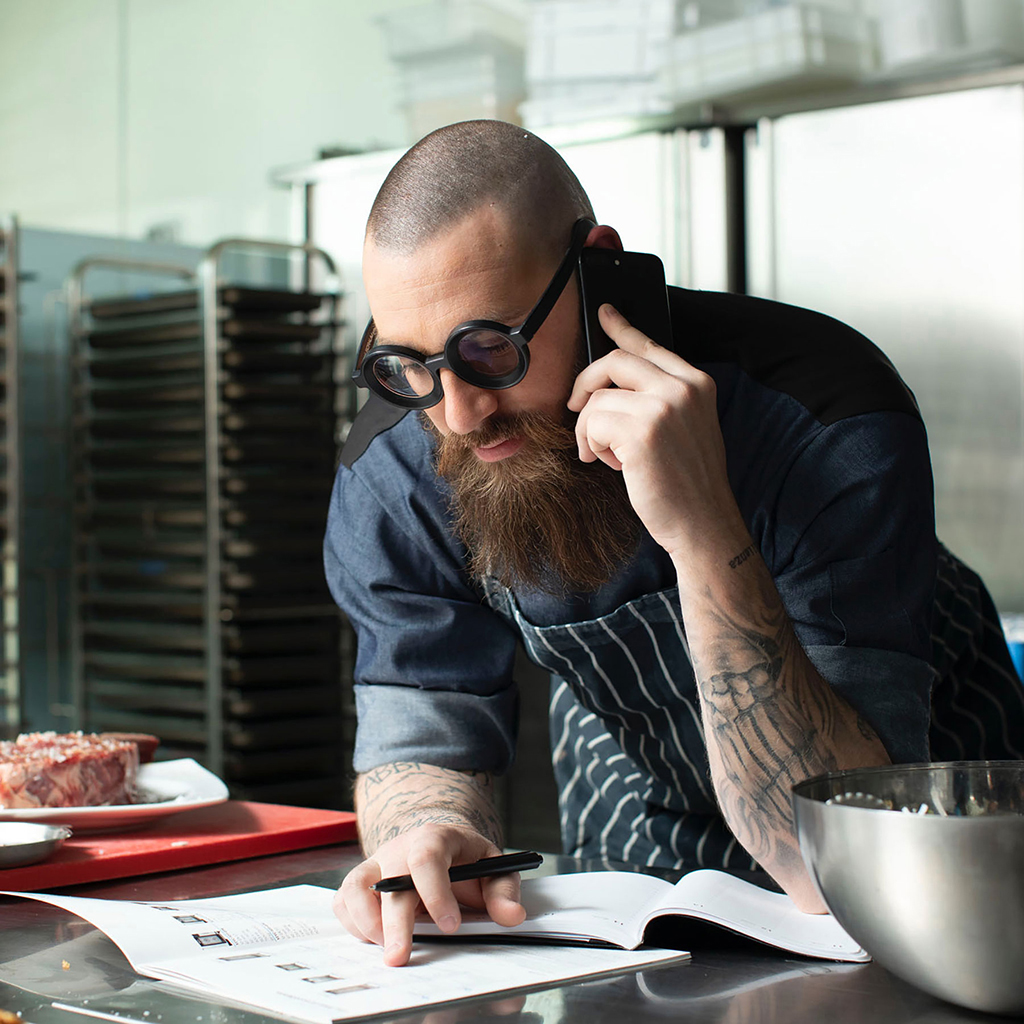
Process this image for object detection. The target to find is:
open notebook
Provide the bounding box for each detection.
[415,868,869,962]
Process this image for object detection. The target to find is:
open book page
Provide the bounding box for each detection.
[416,869,869,962]
[419,870,671,947]
[655,870,869,961]
[2,887,688,1024]
[151,930,687,1024]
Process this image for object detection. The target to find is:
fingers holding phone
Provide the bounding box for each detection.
[569,298,738,564]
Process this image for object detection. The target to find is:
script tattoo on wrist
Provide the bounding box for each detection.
[356,762,503,853]
[728,544,756,570]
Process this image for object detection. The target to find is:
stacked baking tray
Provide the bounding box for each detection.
[70,248,348,805]
[0,217,20,738]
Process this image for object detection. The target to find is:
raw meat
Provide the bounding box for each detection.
[99,731,160,763]
[0,731,140,809]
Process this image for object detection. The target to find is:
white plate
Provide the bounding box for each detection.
[0,758,229,832]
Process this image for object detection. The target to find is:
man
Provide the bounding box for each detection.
[326,120,1024,966]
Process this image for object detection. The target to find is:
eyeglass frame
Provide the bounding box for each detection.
[351,216,597,410]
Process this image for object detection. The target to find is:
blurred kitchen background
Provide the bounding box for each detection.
[2,0,1024,845]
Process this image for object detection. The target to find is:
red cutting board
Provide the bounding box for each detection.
[0,800,357,891]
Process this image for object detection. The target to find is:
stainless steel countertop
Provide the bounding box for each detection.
[0,845,997,1024]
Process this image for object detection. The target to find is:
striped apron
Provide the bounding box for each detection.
[929,545,1024,761]
[485,544,1024,870]
[481,578,756,871]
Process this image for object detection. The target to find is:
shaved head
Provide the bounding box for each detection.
[361,121,638,594]
[366,120,594,261]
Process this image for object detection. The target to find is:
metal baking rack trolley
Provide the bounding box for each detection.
[0,216,21,739]
[67,240,349,805]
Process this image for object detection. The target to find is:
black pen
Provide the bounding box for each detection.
[370,851,543,893]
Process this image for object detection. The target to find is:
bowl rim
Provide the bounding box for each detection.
[792,759,1024,801]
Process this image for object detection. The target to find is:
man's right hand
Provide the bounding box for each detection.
[333,824,527,966]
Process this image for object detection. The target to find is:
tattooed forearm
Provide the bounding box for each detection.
[698,606,839,857]
[355,762,503,854]
[682,547,889,905]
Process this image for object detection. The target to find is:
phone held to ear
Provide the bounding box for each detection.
[578,247,673,363]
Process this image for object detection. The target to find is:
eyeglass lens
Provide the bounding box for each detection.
[371,355,436,400]
[371,328,522,398]
[454,329,520,378]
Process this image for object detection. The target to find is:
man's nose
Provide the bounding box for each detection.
[439,369,499,435]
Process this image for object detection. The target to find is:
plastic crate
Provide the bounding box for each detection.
[377,0,526,58]
[398,44,526,139]
[520,77,674,127]
[395,44,523,103]
[527,0,680,82]
[377,0,527,142]
[661,2,874,104]
[870,0,1024,73]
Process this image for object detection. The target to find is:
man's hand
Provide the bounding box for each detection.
[335,825,526,966]
[334,763,525,966]
[568,303,747,570]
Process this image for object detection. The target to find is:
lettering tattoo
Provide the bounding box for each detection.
[728,544,756,570]
[355,762,503,854]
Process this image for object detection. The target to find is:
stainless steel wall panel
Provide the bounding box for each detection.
[687,128,733,293]
[746,84,1024,610]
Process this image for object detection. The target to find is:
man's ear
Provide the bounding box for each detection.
[584,224,623,251]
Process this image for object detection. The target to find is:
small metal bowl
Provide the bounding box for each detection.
[0,822,73,868]
[794,761,1024,1015]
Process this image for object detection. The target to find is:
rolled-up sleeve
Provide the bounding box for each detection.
[767,411,938,764]
[324,432,520,774]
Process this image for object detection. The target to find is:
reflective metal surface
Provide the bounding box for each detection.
[0,823,71,867]
[745,83,1024,611]
[795,761,1024,1015]
[0,844,1008,1024]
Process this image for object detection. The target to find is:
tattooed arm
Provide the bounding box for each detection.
[678,536,890,912]
[333,761,525,965]
[354,761,503,853]
[571,303,891,911]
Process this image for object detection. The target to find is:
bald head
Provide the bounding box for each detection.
[366,120,594,262]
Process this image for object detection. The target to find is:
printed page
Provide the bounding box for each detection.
[4,885,689,1024]
[660,870,870,961]
[0,886,345,972]
[150,930,689,1024]
[416,871,674,948]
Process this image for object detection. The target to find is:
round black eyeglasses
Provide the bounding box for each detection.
[352,217,595,410]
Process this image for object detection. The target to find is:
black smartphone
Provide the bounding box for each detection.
[577,247,673,363]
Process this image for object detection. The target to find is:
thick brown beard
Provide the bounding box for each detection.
[428,411,642,594]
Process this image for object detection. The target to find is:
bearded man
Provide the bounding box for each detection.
[325,120,1024,966]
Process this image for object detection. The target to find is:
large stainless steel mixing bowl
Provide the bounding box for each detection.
[793,761,1024,1015]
